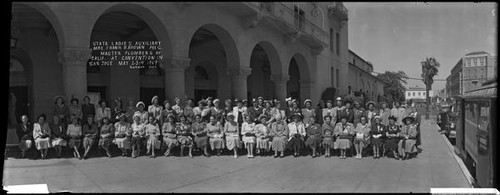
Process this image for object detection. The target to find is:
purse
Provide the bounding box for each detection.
[115,133,125,138]
[355,133,364,140]
[338,134,352,139]
[245,133,255,137]
[40,134,49,139]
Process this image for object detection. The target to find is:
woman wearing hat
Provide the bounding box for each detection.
[130,114,146,158]
[54,95,70,126]
[302,99,316,125]
[98,117,114,158]
[398,116,418,160]
[95,100,111,127]
[69,98,83,122]
[269,115,289,158]
[67,117,83,159]
[145,115,161,158]
[183,99,195,124]
[50,115,67,158]
[385,115,401,159]
[111,98,125,124]
[262,100,274,124]
[177,115,193,157]
[82,115,99,159]
[285,100,301,123]
[247,99,262,124]
[194,100,210,123]
[353,116,371,159]
[206,115,224,156]
[162,100,176,125]
[125,99,136,124]
[365,101,377,126]
[337,100,354,124]
[391,102,406,127]
[333,114,355,159]
[161,114,178,157]
[305,116,322,158]
[370,115,386,159]
[322,115,335,158]
[172,97,184,117]
[286,113,306,157]
[378,102,391,126]
[81,96,96,126]
[134,101,149,125]
[322,100,335,124]
[210,99,224,124]
[16,115,33,158]
[148,96,163,124]
[232,99,247,129]
[241,115,256,158]
[268,100,286,124]
[353,101,365,127]
[113,113,131,157]
[33,114,52,159]
[224,113,241,158]
[255,115,270,156]
[192,115,210,157]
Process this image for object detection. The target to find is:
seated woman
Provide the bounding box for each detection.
[131,115,146,158]
[370,116,386,159]
[224,113,240,158]
[145,115,161,158]
[206,115,224,156]
[176,115,193,157]
[305,116,322,158]
[114,113,131,157]
[161,115,177,157]
[67,117,82,159]
[269,115,288,158]
[33,114,51,159]
[385,115,401,159]
[98,117,115,158]
[255,115,270,156]
[286,113,306,157]
[82,115,99,159]
[353,116,371,159]
[241,115,256,158]
[50,115,67,158]
[16,115,33,158]
[398,116,418,160]
[192,115,210,157]
[334,115,355,159]
[322,115,335,158]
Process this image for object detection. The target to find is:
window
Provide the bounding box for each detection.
[330,67,334,87]
[348,86,351,94]
[418,92,421,96]
[336,69,339,88]
[293,5,305,30]
[474,59,477,66]
[467,59,471,67]
[407,92,410,96]
[480,58,485,66]
[329,28,334,52]
[423,92,426,96]
[413,92,415,96]
[336,32,340,56]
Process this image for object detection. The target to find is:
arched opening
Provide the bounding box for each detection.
[287,58,301,101]
[90,10,164,105]
[287,53,310,103]
[248,45,274,99]
[9,57,30,126]
[192,62,218,101]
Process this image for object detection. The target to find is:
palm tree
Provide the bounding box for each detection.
[421,57,440,119]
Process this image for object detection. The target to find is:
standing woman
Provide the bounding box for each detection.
[385,115,401,159]
[95,100,111,127]
[69,98,83,122]
[268,99,286,124]
[261,101,274,125]
[67,117,82,159]
[162,101,176,125]
[193,100,207,122]
[224,113,240,158]
[111,98,125,124]
[241,115,256,158]
[365,101,378,126]
[161,115,178,157]
[334,115,355,159]
[125,99,136,124]
[408,106,421,148]
[398,116,418,160]
[50,115,67,158]
[53,96,70,126]
[172,97,184,117]
[183,99,195,124]
[134,101,149,125]
[176,115,193,157]
[301,99,316,125]
[210,99,224,123]
[98,117,114,158]
[353,101,365,127]
[379,102,391,126]
[321,115,335,158]
[222,99,233,125]
[269,115,289,158]
[305,116,322,158]
[148,96,163,124]
[130,115,146,158]
[206,115,224,156]
[81,96,96,126]
[33,114,51,159]
[286,100,302,123]
[286,114,306,157]
[255,115,270,156]
[113,113,131,157]
[145,115,161,158]
[82,115,99,159]
[192,115,210,157]
[353,116,371,159]
[322,100,335,124]
[370,116,386,159]
[16,115,33,158]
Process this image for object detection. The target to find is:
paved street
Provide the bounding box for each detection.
[3,117,471,193]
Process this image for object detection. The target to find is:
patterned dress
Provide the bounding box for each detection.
[176,123,193,147]
[333,122,354,150]
[113,122,131,149]
[305,123,322,148]
[131,123,146,147]
[353,123,371,148]
[192,122,208,148]
[207,122,224,150]
[224,122,240,150]
[269,122,288,152]
[255,123,269,150]
[301,108,316,125]
[183,107,195,124]
[148,105,163,123]
[67,124,82,148]
[145,123,161,150]
[134,111,149,125]
[33,122,51,150]
[241,122,256,145]
[398,124,418,154]
[98,123,114,148]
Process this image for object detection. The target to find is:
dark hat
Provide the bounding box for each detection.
[344,99,353,105]
[323,115,332,120]
[326,100,333,104]
[366,101,376,108]
[115,113,126,120]
[403,116,415,124]
[388,115,397,121]
[291,113,302,120]
[151,95,159,104]
[338,113,348,121]
[258,114,267,121]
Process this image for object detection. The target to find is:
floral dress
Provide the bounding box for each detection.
[113,122,131,149]
[192,122,208,148]
[207,122,224,149]
[224,122,240,150]
[177,123,193,146]
[354,123,371,147]
[145,123,161,150]
[162,122,178,148]
[241,122,256,145]
[269,122,289,152]
[98,123,114,148]
[255,123,269,150]
[333,122,355,150]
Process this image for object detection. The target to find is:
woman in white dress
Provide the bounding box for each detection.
[95,100,111,127]
[33,114,51,159]
[113,113,131,157]
[241,115,256,158]
[67,117,82,159]
[224,113,241,158]
[255,115,270,156]
[145,115,161,158]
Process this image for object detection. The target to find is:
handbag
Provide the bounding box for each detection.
[40,134,49,139]
[245,132,255,137]
[355,133,364,140]
[115,133,126,138]
[338,134,352,139]
[197,132,207,137]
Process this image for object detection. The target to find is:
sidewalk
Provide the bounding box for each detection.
[2,116,470,193]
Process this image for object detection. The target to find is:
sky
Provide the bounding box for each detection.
[344,2,497,94]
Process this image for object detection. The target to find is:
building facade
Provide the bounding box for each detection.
[10,2,351,123]
[449,58,463,98]
[462,51,497,93]
[346,50,384,101]
[405,87,432,100]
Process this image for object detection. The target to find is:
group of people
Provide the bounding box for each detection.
[15,94,421,161]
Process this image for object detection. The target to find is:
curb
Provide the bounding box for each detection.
[440,133,475,188]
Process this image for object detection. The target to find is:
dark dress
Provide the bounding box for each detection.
[385,124,400,152]
[285,108,301,123]
[81,103,96,124]
[338,108,354,124]
[305,124,322,148]
[247,106,262,123]
[321,123,335,148]
[82,122,99,148]
[192,122,208,148]
[370,123,386,148]
[16,123,33,150]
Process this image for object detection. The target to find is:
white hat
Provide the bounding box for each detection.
[213,99,220,103]
[336,97,342,101]
[303,99,312,105]
[136,101,145,108]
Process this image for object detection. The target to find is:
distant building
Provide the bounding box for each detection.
[346,50,385,101]
[462,51,497,93]
[405,86,433,100]
[449,58,463,98]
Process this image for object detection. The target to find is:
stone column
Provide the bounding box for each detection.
[271,74,290,101]
[227,67,252,100]
[163,57,191,102]
[58,48,92,101]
